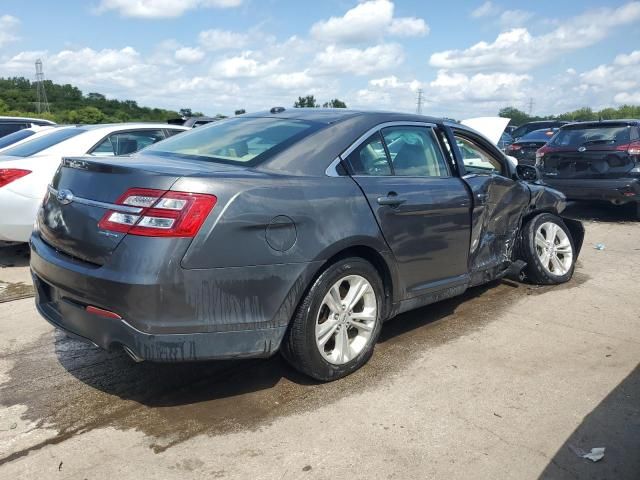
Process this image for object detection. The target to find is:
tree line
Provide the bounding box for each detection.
[499,105,640,126]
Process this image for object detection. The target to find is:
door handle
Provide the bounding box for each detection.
[377,192,406,207]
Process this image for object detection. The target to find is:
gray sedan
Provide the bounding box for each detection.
[30,109,584,381]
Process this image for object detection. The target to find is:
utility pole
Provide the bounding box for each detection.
[35,59,50,114]
[416,89,424,115]
[527,97,534,116]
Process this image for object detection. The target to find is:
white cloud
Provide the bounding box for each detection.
[432,2,640,71]
[499,9,533,27]
[264,71,314,90]
[96,0,242,18]
[471,1,500,18]
[614,50,640,66]
[387,17,429,37]
[314,44,404,75]
[174,47,205,64]
[310,0,428,43]
[0,15,19,47]
[198,29,248,51]
[211,51,282,78]
[429,70,531,102]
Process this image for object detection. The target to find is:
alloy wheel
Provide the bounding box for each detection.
[315,275,378,365]
[534,222,573,276]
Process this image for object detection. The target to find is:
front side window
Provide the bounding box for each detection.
[143,117,318,165]
[90,130,165,156]
[382,127,449,177]
[345,133,392,176]
[455,135,504,175]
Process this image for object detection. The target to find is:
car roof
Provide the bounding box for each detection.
[75,123,190,131]
[561,119,640,129]
[0,116,56,125]
[244,108,443,125]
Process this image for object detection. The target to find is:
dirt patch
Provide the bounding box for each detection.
[0,281,34,304]
[0,275,587,462]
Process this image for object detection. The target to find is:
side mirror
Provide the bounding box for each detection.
[516,164,541,182]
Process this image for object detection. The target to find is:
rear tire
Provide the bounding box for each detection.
[520,213,576,285]
[281,257,384,382]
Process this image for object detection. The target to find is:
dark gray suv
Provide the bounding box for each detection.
[31,109,584,381]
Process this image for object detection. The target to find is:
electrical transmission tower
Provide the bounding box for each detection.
[527,97,535,116]
[416,89,424,115]
[35,59,50,114]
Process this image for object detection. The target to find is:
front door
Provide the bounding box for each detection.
[344,124,472,299]
[450,129,530,277]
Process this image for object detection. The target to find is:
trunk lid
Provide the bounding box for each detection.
[541,146,635,180]
[37,155,240,265]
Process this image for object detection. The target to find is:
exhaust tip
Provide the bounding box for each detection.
[122,345,144,363]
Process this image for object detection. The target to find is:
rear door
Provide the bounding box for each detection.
[344,122,472,299]
[450,128,530,276]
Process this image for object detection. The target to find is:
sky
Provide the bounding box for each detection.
[0,0,639,117]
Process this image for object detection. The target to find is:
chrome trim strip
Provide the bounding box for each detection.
[325,157,343,177]
[47,185,143,214]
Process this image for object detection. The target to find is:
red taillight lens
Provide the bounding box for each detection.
[0,169,31,188]
[98,188,216,238]
[616,141,640,155]
[506,144,521,152]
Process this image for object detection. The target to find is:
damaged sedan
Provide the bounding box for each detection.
[30,109,584,381]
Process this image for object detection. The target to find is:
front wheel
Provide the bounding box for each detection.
[520,213,576,285]
[281,257,384,381]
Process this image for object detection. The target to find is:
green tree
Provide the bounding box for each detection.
[235,109,246,115]
[498,107,536,126]
[294,95,318,108]
[322,99,347,108]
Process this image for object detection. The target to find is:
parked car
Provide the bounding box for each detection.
[498,132,514,152]
[537,120,640,217]
[0,116,55,138]
[511,121,568,140]
[0,123,188,242]
[506,128,557,165]
[0,125,56,153]
[167,116,219,128]
[30,109,584,381]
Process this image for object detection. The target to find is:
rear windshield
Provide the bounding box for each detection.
[550,125,634,147]
[519,129,555,142]
[143,117,319,165]
[2,128,85,157]
[0,128,36,150]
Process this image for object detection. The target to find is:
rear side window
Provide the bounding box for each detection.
[345,133,392,176]
[550,125,632,147]
[143,117,318,165]
[90,130,165,156]
[0,128,36,149]
[3,128,85,157]
[382,126,449,177]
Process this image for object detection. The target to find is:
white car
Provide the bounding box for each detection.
[0,125,56,153]
[0,123,188,242]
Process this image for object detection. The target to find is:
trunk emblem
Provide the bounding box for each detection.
[578,146,586,152]
[56,189,74,205]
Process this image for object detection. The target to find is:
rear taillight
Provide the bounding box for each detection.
[506,144,521,153]
[98,188,216,238]
[535,146,550,166]
[0,169,31,188]
[616,141,640,155]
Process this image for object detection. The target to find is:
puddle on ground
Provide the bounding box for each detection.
[0,273,589,462]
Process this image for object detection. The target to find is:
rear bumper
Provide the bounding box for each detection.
[542,177,640,203]
[0,189,40,242]
[34,274,286,361]
[30,233,321,361]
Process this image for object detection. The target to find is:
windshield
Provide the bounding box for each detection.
[0,129,36,150]
[2,128,85,157]
[519,129,555,143]
[143,117,318,165]
[550,125,632,147]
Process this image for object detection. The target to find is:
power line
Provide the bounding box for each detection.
[35,59,50,114]
[416,89,424,115]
